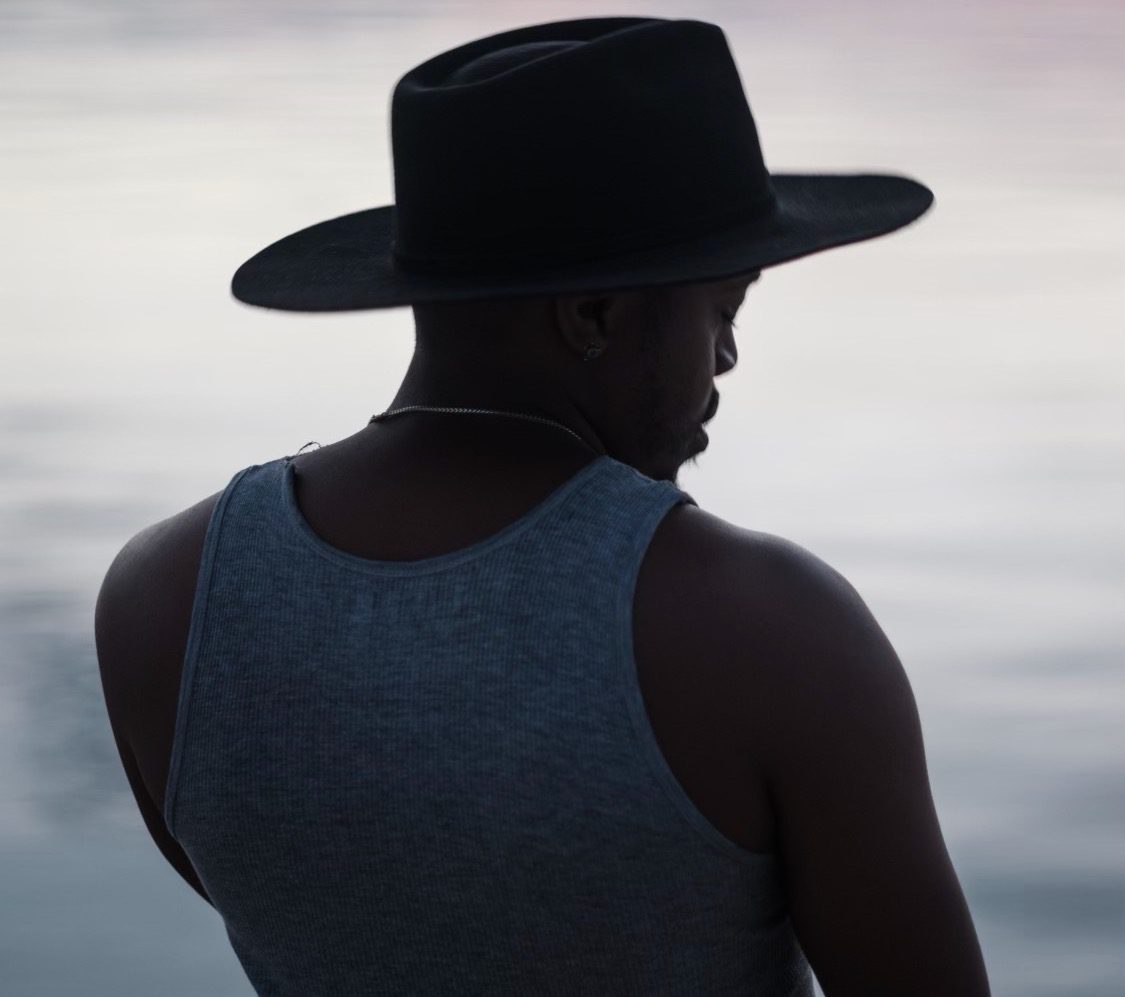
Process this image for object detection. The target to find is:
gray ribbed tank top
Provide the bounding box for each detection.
[164,451,813,996]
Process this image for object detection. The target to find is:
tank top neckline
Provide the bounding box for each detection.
[280,452,623,576]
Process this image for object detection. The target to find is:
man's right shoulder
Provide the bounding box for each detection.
[655,501,908,739]
[659,502,867,629]
[661,509,989,994]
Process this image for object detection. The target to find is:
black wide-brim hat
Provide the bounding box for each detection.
[232,16,934,312]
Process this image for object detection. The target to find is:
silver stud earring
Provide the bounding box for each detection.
[582,343,603,361]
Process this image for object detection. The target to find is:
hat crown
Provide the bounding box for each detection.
[389,17,776,276]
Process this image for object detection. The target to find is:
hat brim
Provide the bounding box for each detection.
[230,173,933,312]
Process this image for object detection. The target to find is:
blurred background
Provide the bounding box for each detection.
[2,1,1122,994]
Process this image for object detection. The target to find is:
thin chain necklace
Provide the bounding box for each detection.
[368,405,605,454]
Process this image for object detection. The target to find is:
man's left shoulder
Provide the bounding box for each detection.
[94,491,223,904]
[94,490,224,781]
[96,490,223,657]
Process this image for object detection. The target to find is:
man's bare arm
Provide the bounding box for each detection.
[734,533,990,996]
[94,526,215,907]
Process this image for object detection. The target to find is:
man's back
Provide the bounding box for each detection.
[94,433,989,994]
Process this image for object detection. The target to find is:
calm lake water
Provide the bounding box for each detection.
[2,1,1123,994]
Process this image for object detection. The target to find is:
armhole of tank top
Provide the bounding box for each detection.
[163,464,259,837]
[618,486,776,870]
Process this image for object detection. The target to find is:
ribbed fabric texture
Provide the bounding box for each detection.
[164,452,813,996]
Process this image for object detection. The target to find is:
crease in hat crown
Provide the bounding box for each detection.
[387,17,779,276]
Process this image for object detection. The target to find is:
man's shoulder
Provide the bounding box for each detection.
[660,502,867,623]
[655,502,902,696]
[97,490,223,632]
[657,501,917,787]
[94,490,224,742]
[93,491,224,903]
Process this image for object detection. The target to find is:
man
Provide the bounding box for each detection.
[95,16,990,995]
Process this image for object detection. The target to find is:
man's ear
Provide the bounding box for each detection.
[552,293,619,359]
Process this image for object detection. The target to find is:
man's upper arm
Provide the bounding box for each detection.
[731,531,990,996]
[94,517,215,906]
